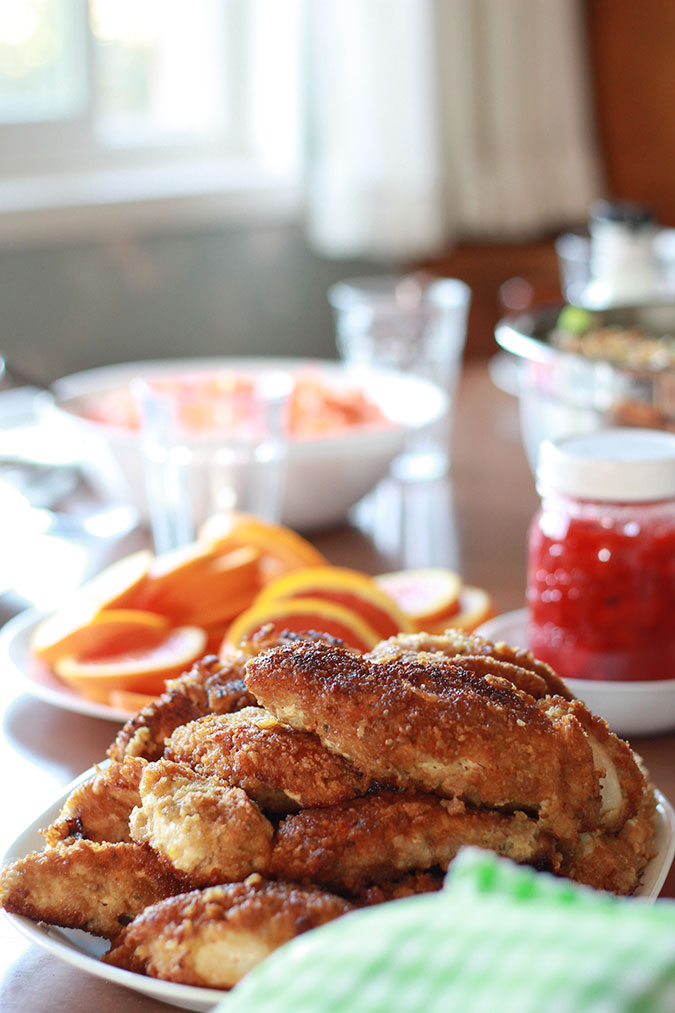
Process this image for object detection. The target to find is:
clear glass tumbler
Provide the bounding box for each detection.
[327,274,471,479]
[132,369,292,554]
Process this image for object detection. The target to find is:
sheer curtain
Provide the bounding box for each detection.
[304,0,602,261]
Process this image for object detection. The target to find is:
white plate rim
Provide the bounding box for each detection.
[476,608,675,694]
[0,608,132,723]
[2,764,674,1010]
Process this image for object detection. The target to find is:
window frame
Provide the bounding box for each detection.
[0,0,302,246]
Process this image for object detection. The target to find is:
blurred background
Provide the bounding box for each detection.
[0,0,673,381]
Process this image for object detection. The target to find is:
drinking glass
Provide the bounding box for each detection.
[328,274,471,479]
[132,370,292,553]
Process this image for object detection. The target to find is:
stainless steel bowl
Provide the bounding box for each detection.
[494,302,675,472]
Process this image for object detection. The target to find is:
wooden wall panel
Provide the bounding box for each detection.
[586,0,675,225]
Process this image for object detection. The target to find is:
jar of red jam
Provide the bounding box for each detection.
[526,428,675,682]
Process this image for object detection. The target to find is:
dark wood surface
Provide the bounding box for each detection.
[587,0,675,225]
[0,361,673,1012]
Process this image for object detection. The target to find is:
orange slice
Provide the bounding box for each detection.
[139,544,262,625]
[31,607,168,668]
[256,566,411,639]
[197,512,327,578]
[30,550,154,664]
[53,625,207,702]
[223,597,381,654]
[425,586,495,634]
[374,568,462,629]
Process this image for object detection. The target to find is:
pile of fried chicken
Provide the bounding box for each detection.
[0,629,658,991]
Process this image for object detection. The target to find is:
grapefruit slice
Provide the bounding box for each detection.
[374,568,462,629]
[426,586,495,634]
[255,566,411,639]
[223,597,381,653]
[53,625,207,701]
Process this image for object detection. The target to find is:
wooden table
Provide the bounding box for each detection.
[1,360,673,1012]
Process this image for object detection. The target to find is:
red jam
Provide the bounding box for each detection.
[527,497,675,682]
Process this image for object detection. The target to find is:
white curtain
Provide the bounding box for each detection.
[304,0,603,261]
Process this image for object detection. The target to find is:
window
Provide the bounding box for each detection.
[0,0,302,241]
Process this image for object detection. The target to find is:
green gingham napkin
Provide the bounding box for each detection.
[221,848,675,1013]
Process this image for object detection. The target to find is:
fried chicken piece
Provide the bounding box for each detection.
[103,875,353,989]
[108,654,256,763]
[42,756,146,847]
[354,870,444,906]
[129,760,273,886]
[108,631,348,764]
[543,697,650,833]
[0,840,183,939]
[245,640,600,841]
[367,630,572,700]
[561,787,658,894]
[268,791,560,895]
[166,707,370,813]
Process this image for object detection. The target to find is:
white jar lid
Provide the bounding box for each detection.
[537,428,675,502]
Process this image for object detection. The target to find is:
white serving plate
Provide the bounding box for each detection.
[475,608,675,738]
[2,767,674,1010]
[0,608,133,723]
[43,357,448,531]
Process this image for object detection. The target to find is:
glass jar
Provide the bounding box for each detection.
[526,428,675,682]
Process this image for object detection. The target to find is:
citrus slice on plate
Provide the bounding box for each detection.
[53,625,207,702]
[197,512,327,577]
[31,607,168,668]
[374,568,462,629]
[223,597,381,653]
[255,566,412,639]
[426,586,495,634]
[139,544,262,625]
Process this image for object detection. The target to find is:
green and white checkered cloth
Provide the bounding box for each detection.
[221,848,675,1013]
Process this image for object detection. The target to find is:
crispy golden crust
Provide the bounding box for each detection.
[543,697,649,833]
[42,756,146,846]
[244,641,600,840]
[108,654,256,763]
[0,841,183,939]
[366,630,572,700]
[268,791,561,895]
[560,787,658,894]
[166,707,370,813]
[354,870,444,906]
[103,876,352,988]
[129,760,273,886]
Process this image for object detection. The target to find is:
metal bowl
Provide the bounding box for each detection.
[494,302,675,472]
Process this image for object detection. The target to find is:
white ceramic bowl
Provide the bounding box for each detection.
[41,357,448,532]
[475,608,675,738]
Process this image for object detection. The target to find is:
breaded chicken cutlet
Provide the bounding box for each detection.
[0,840,184,938]
[129,760,274,886]
[103,876,352,989]
[166,706,370,812]
[244,640,602,842]
[108,653,255,763]
[0,627,659,993]
[268,790,560,895]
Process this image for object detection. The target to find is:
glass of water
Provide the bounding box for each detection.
[328,274,471,479]
[132,369,292,554]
